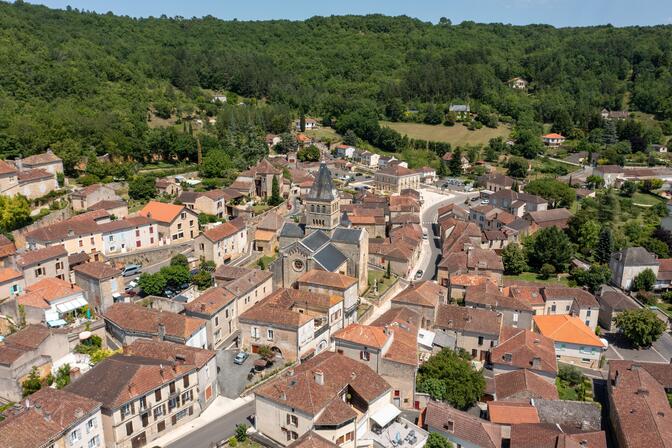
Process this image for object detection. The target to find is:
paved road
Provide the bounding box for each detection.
[418,190,475,281]
[166,401,255,448]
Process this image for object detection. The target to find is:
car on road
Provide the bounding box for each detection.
[122,264,142,277]
[422,231,428,240]
[233,352,249,365]
[481,199,490,205]
[415,270,424,280]
[471,196,480,202]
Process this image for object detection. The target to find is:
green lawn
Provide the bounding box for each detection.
[304,127,340,142]
[380,121,510,146]
[366,269,396,296]
[504,272,570,286]
[252,204,272,215]
[250,254,277,270]
[631,192,665,207]
[556,377,593,402]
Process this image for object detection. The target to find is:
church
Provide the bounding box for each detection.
[271,162,369,293]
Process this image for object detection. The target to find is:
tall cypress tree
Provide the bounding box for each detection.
[596,227,614,264]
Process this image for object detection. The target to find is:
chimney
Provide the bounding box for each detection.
[200,303,206,312]
[159,364,164,378]
[158,323,166,341]
[287,369,295,377]
[383,324,391,336]
[314,369,324,386]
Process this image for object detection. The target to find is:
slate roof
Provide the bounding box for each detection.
[598,287,639,312]
[331,227,362,244]
[307,162,336,202]
[255,351,390,417]
[301,230,331,252]
[612,246,659,267]
[280,222,305,239]
[313,244,347,272]
[425,400,502,448]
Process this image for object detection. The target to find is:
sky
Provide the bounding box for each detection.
[23,0,672,27]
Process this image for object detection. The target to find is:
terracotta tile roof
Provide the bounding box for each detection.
[392,281,447,308]
[67,354,194,409]
[255,351,390,417]
[511,423,606,448]
[526,208,572,227]
[16,245,68,268]
[18,278,83,309]
[258,212,285,232]
[183,287,236,316]
[71,183,111,199]
[297,270,357,290]
[0,235,16,258]
[18,168,53,182]
[0,160,17,175]
[333,324,389,349]
[465,282,532,312]
[543,133,565,139]
[378,165,417,176]
[288,431,340,448]
[0,387,100,448]
[21,151,61,165]
[202,221,242,242]
[98,216,153,233]
[0,267,22,284]
[103,303,205,341]
[533,315,604,347]
[123,339,215,369]
[68,252,90,265]
[87,199,127,212]
[488,401,540,424]
[609,361,672,389]
[658,258,672,281]
[240,288,340,328]
[222,269,272,297]
[3,324,52,351]
[449,272,499,288]
[314,396,358,425]
[508,284,545,306]
[425,400,502,448]
[73,261,120,280]
[138,201,187,224]
[434,304,502,337]
[494,369,559,401]
[491,328,557,374]
[254,229,276,242]
[371,307,419,366]
[25,210,109,243]
[608,362,672,447]
[542,286,598,309]
[214,265,252,282]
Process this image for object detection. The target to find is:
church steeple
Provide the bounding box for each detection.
[304,162,340,232]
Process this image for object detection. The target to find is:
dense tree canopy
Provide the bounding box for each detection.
[615,308,666,348]
[2,2,672,164]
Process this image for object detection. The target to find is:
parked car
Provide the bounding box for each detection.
[481,199,490,205]
[122,264,142,277]
[233,352,249,365]
[125,280,138,291]
[415,270,424,280]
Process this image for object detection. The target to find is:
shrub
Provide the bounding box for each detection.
[235,424,248,442]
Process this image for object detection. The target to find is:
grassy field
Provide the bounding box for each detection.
[631,192,665,207]
[305,127,340,142]
[380,121,510,146]
[504,272,571,286]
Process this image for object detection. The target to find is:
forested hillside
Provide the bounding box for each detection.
[2,1,672,166]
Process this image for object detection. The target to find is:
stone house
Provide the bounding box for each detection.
[99,216,158,255]
[433,304,502,362]
[490,327,557,381]
[425,400,503,448]
[193,189,237,218]
[87,199,129,219]
[0,325,70,402]
[374,165,421,194]
[0,267,24,301]
[464,282,534,330]
[239,288,345,362]
[103,302,208,349]
[390,281,448,329]
[0,387,104,448]
[15,169,59,199]
[333,307,420,410]
[540,286,599,331]
[183,287,237,350]
[533,315,604,369]
[20,149,64,175]
[524,208,573,230]
[193,217,248,266]
[231,158,284,199]
[597,286,639,331]
[297,270,359,325]
[71,184,120,211]
[477,173,515,192]
[609,246,660,291]
[73,261,124,314]
[138,201,199,245]
[17,277,88,326]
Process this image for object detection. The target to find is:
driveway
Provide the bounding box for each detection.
[217,349,261,398]
[603,331,671,364]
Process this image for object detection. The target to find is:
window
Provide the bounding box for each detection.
[35,267,45,277]
[87,436,100,448]
[286,414,298,426]
[267,329,274,340]
[586,309,592,317]
[168,396,179,411]
[153,405,165,419]
[215,316,219,326]
[286,431,299,442]
[139,396,147,411]
[585,320,590,327]
[337,435,345,445]
[155,389,162,401]
[150,226,154,234]
[394,390,400,397]
[181,212,186,219]
[125,422,133,436]
[157,421,166,433]
[90,237,95,244]
[86,417,97,433]
[565,305,571,311]
[503,353,512,362]
[79,240,83,247]
[120,403,132,419]
[169,382,176,394]
[183,375,190,388]
[190,220,194,227]
[345,432,354,442]
[141,412,149,428]
[55,261,63,270]
[178,223,183,230]
[181,390,193,403]
[174,408,188,422]
[251,327,259,339]
[443,420,454,432]
[135,229,140,237]
[478,336,484,346]
[360,351,370,361]
[136,240,141,248]
[150,237,154,244]
[70,429,82,444]
[550,304,556,312]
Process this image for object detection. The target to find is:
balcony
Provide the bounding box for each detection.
[361,416,428,448]
[314,323,329,338]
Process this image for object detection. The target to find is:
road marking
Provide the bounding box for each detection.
[649,343,668,363]
[607,345,624,360]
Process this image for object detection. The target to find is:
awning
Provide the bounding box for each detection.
[370,402,401,428]
[55,297,88,313]
[47,319,67,328]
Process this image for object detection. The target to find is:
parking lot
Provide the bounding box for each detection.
[603,331,672,364]
[217,349,262,398]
